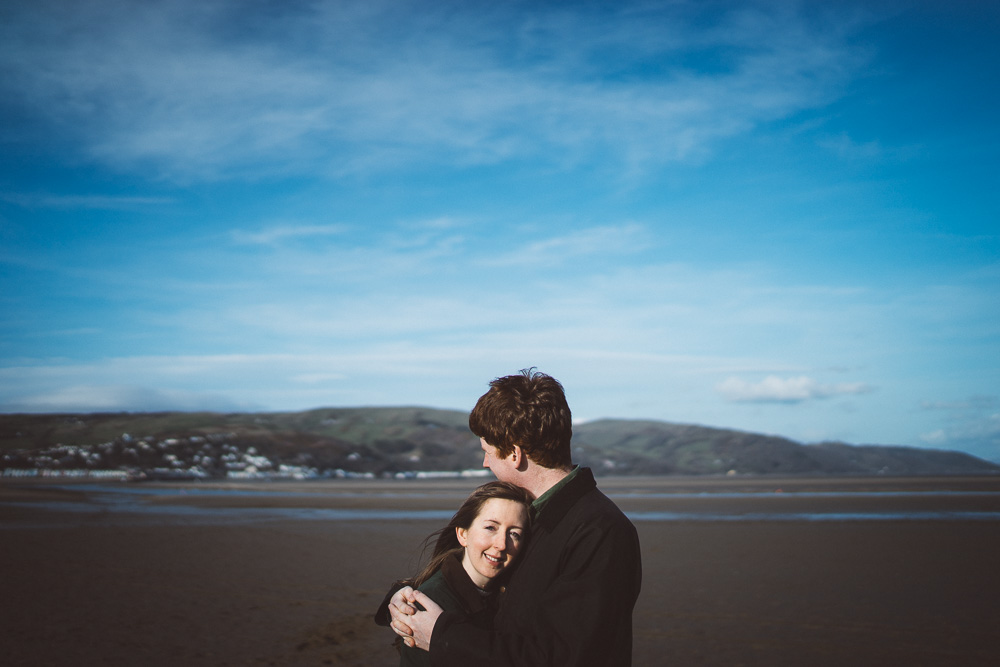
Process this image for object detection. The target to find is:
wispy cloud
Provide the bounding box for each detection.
[0,0,869,181]
[3,384,256,413]
[231,224,351,245]
[716,375,873,403]
[920,417,1000,463]
[920,396,999,412]
[816,132,884,160]
[0,192,174,209]
[489,224,649,266]
[919,395,1000,461]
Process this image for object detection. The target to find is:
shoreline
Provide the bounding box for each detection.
[4,474,1000,523]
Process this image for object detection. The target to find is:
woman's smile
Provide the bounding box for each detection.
[456,497,529,588]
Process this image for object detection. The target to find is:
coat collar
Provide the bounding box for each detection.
[532,466,596,532]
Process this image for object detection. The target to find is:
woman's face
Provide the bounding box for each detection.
[456,497,529,589]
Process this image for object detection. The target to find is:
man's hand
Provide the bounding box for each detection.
[400,590,443,651]
[388,585,417,643]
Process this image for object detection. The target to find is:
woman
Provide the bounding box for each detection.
[393,481,533,667]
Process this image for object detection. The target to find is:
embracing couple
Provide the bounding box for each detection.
[374,369,642,666]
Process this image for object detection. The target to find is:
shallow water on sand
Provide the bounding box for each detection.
[4,478,1000,526]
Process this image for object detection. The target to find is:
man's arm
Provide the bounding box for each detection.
[373,581,410,627]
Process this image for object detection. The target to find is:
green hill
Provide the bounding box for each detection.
[572,419,997,476]
[1,409,996,478]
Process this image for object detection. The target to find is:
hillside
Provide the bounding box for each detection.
[571,419,998,476]
[1,408,997,478]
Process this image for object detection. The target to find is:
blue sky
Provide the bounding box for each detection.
[1,0,998,461]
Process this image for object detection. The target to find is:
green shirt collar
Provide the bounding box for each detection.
[531,465,579,515]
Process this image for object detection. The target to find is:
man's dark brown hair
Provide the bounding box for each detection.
[468,368,573,469]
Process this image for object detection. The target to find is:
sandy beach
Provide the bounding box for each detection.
[2,475,999,666]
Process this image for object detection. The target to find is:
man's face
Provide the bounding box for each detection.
[480,437,517,482]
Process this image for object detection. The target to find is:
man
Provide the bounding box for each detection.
[385,369,642,666]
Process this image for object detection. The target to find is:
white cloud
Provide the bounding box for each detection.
[475,223,650,269]
[231,223,351,245]
[919,417,1000,463]
[289,373,349,385]
[918,396,1000,462]
[920,396,999,412]
[0,0,869,181]
[0,192,175,209]
[716,375,873,403]
[2,384,256,413]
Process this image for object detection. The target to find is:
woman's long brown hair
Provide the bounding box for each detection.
[409,480,534,589]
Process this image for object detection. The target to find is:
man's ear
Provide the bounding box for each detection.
[511,444,527,470]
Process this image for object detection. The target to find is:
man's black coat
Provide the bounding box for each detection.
[432,467,642,666]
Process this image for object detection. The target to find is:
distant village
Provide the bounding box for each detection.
[0,432,486,481]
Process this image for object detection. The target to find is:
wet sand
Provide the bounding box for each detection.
[2,475,999,666]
